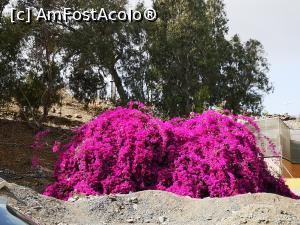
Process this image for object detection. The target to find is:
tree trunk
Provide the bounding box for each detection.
[110,66,128,105]
[43,105,49,120]
[0,0,9,22]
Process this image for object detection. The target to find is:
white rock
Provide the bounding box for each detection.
[158,216,167,223]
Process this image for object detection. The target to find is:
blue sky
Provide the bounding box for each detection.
[130,0,300,116]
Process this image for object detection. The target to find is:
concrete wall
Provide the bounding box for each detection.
[256,118,300,178]
[290,129,300,163]
[256,118,300,164]
[256,118,289,158]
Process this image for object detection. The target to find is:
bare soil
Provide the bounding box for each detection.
[0,95,112,193]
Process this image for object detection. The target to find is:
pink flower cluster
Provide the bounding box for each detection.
[31,129,50,150]
[31,129,51,169]
[44,107,298,200]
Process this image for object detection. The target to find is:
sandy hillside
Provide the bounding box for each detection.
[0,95,112,193]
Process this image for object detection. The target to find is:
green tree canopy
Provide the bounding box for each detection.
[0,0,273,118]
[145,0,272,116]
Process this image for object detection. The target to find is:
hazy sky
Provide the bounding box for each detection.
[224,0,300,116]
[130,0,300,116]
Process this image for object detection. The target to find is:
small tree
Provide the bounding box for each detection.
[14,72,45,118]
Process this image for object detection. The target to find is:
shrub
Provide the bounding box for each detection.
[44,105,297,200]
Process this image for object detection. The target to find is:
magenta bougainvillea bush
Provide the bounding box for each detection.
[43,104,298,200]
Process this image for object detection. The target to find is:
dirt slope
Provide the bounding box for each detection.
[1,180,300,225]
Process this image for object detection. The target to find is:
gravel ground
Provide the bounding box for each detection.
[1,179,300,225]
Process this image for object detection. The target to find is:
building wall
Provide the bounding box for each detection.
[256,118,290,158]
[290,129,300,163]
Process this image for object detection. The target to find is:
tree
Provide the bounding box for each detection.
[1,0,273,118]
[144,0,272,116]
[214,35,272,113]
[2,0,146,113]
[14,71,46,117]
[0,7,29,107]
[61,0,137,105]
[144,0,223,116]
[10,0,65,119]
